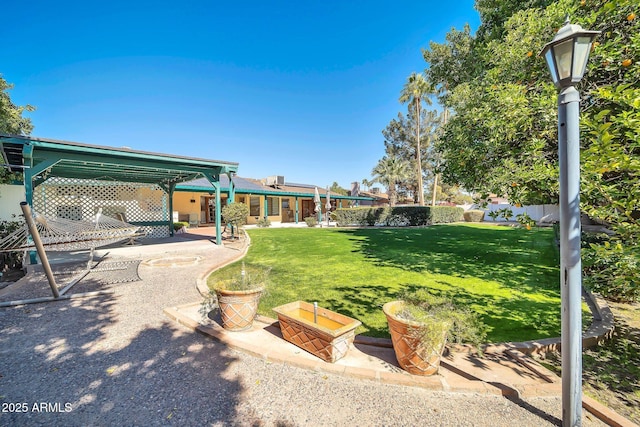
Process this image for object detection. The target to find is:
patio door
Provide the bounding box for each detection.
[203,195,228,224]
[204,196,216,224]
[301,200,315,220]
[281,198,292,222]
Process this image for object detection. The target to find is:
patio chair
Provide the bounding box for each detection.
[188,213,200,228]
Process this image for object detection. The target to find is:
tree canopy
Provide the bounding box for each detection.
[0,75,34,136]
[421,0,639,300]
[1,74,34,184]
[371,156,411,206]
[399,72,434,206]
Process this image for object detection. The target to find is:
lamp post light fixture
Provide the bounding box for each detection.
[541,19,600,427]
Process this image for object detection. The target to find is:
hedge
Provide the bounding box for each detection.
[332,206,463,227]
[173,221,189,231]
[463,210,485,222]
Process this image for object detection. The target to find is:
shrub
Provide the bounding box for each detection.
[386,206,432,226]
[304,216,318,227]
[173,221,189,231]
[256,217,271,228]
[487,210,500,221]
[516,213,536,230]
[222,202,250,238]
[430,206,464,224]
[332,206,463,227]
[583,235,639,302]
[0,220,23,273]
[222,202,250,228]
[498,208,513,221]
[463,210,485,222]
[398,289,487,348]
[330,207,374,226]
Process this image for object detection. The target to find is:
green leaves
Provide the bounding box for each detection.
[419,0,639,300]
[0,75,35,136]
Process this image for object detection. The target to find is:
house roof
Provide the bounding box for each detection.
[176,176,373,201]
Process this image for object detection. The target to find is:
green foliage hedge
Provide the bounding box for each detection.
[463,210,485,222]
[0,220,23,271]
[256,217,271,228]
[173,221,189,231]
[332,206,463,227]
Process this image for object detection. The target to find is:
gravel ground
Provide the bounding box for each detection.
[0,244,606,426]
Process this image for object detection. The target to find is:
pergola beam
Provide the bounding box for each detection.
[1,134,239,246]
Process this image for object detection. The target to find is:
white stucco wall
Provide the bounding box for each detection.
[0,184,25,221]
[482,203,559,222]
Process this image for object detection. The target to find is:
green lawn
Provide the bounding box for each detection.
[208,223,568,343]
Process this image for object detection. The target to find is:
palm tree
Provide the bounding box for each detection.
[399,72,434,206]
[361,178,373,192]
[431,108,449,206]
[371,156,410,206]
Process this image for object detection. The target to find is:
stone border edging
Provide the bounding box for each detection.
[163,303,504,397]
[582,396,639,427]
[195,230,251,298]
[486,289,616,357]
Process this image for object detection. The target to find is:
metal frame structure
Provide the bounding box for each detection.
[0,134,239,245]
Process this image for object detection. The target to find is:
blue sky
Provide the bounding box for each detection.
[3,1,480,189]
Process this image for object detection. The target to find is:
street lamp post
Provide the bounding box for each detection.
[541,19,600,427]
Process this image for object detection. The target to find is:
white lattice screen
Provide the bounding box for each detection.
[32,177,170,238]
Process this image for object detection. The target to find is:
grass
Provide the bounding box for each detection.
[208,223,574,343]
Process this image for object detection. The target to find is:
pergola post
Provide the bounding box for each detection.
[264,195,268,219]
[168,183,176,237]
[213,181,222,245]
[228,174,235,203]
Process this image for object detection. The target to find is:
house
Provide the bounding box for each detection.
[357,189,390,207]
[0,135,373,237]
[174,176,373,226]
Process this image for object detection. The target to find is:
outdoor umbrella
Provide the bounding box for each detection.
[314,187,322,221]
[325,187,331,226]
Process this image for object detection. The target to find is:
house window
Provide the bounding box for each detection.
[267,197,280,216]
[250,196,260,216]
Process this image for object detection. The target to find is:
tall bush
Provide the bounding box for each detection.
[332,206,463,227]
[221,202,250,239]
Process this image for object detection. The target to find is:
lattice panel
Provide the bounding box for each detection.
[32,177,170,238]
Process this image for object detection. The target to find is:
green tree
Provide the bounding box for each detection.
[381,106,443,204]
[222,202,250,239]
[329,181,348,196]
[361,178,373,192]
[422,0,639,300]
[422,24,483,105]
[474,0,555,44]
[371,156,411,206]
[1,75,34,136]
[399,72,434,206]
[1,75,34,184]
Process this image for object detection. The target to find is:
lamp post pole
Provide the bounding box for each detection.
[558,84,583,427]
[541,19,600,427]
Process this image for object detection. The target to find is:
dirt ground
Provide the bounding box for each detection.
[540,300,640,424]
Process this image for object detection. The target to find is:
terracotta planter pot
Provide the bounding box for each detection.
[273,301,361,363]
[215,287,263,331]
[383,301,448,376]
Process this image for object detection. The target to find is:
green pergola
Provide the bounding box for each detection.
[0,134,239,245]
